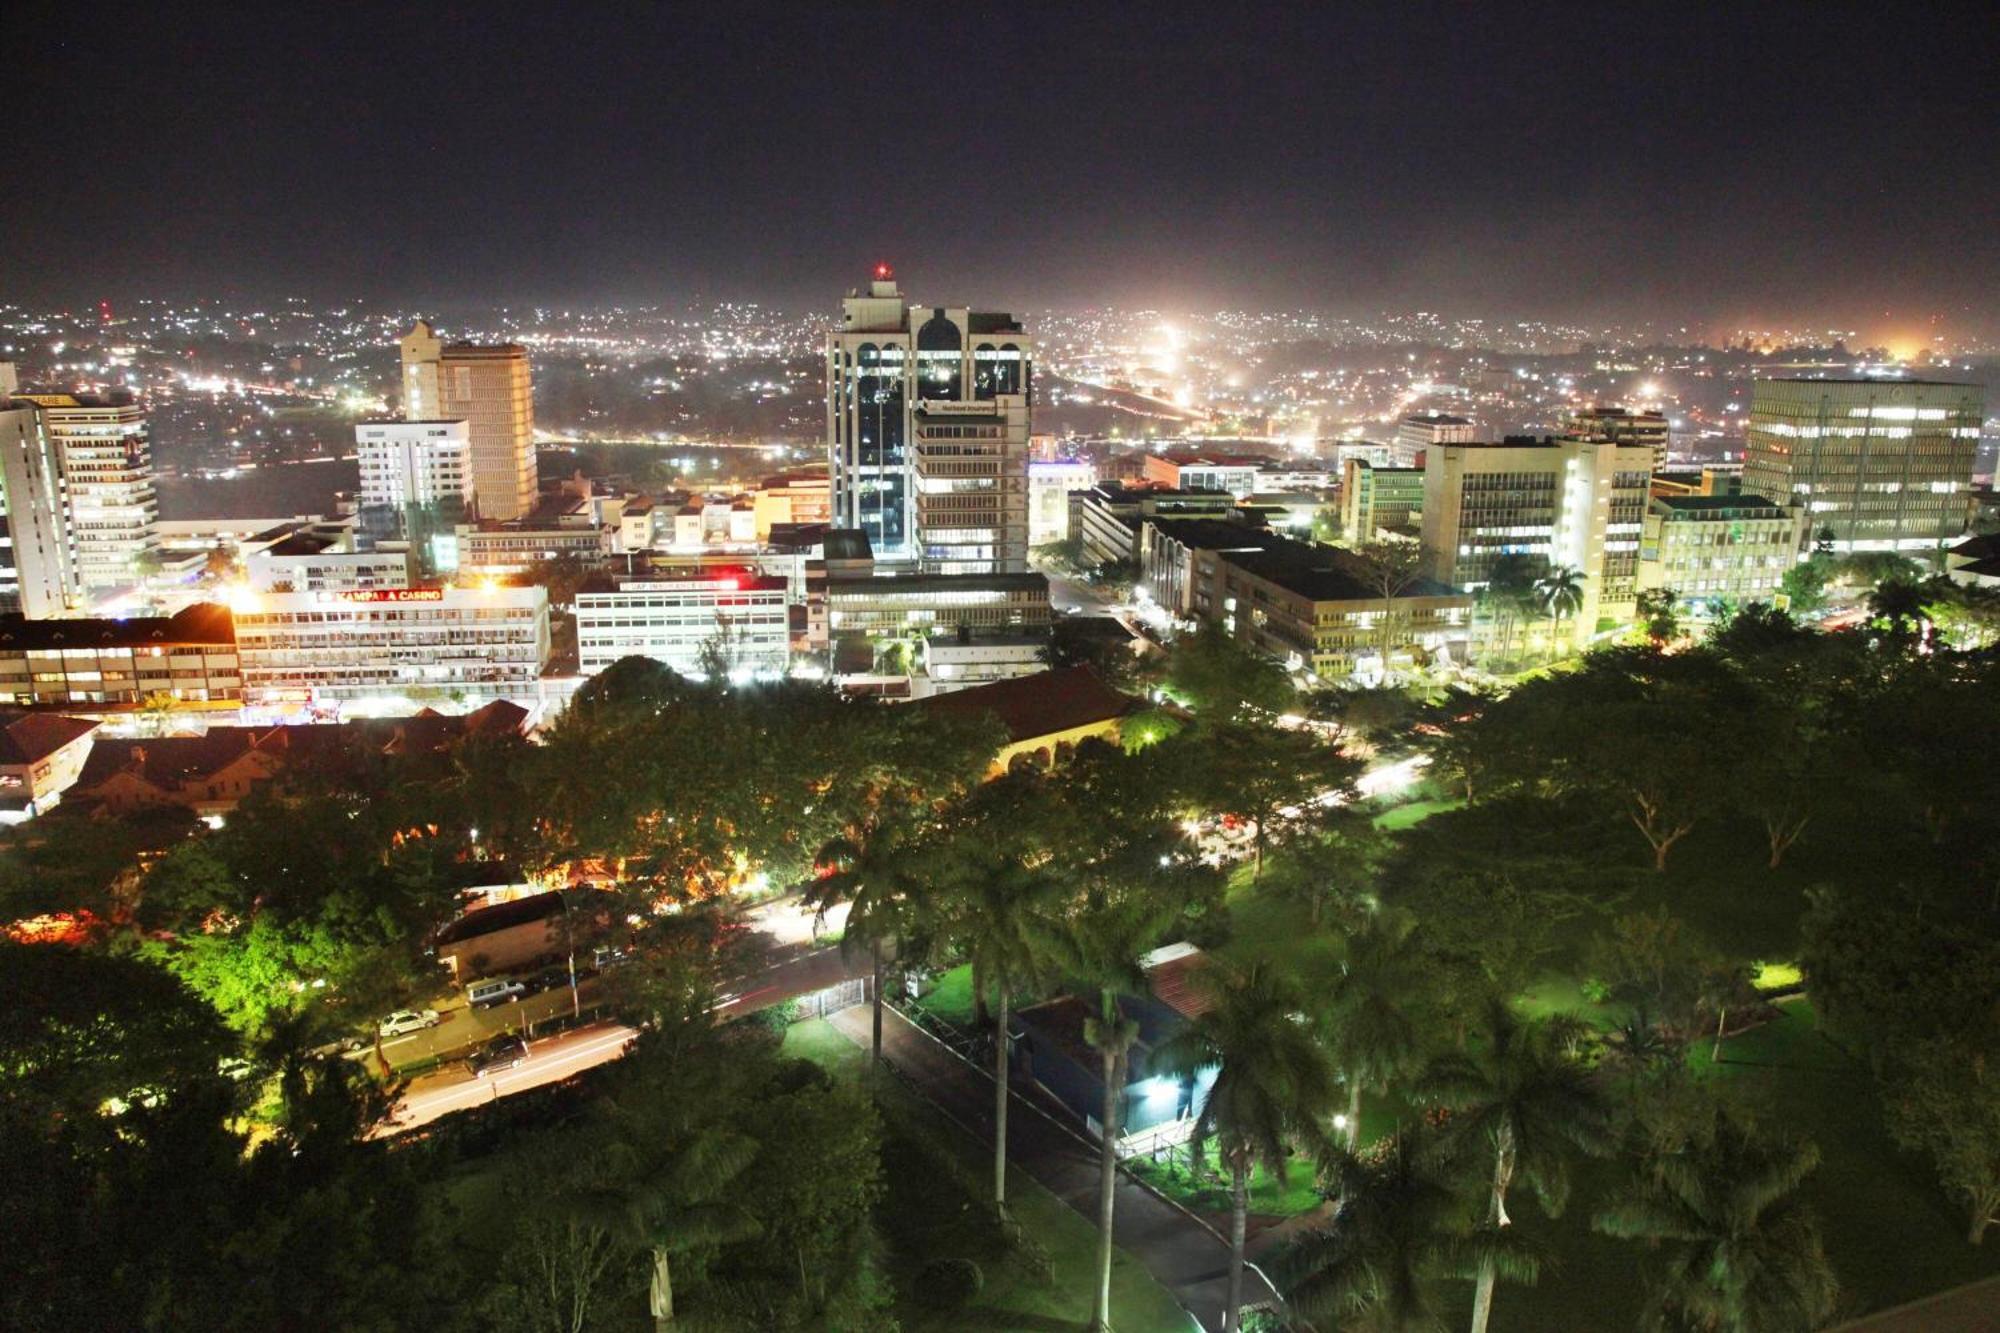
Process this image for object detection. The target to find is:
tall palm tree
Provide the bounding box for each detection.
[1156,960,1343,1333]
[1535,566,1587,662]
[1422,999,1614,1333]
[935,846,1061,1219]
[1595,1112,1839,1332]
[1323,916,1427,1151]
[1284,1131,1538,1333]
[805,821,930,1074]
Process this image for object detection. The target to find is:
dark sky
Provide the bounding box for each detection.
[15,2,2000,336]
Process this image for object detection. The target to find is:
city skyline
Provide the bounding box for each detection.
[13,3,1999,341]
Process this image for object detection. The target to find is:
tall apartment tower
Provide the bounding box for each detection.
[1568,404,1670,471]
[1395,413,1475,467]
[12,391,159,593]
[0,364,79,617]
[400,321,537,521]
[355,419,475,570]
[1421,436,1654,646]
[1743,378,1982,554]
[825,267,1032,572]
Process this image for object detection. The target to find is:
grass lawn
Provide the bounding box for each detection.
[913,963,978,1026]
[1127,1153,1322,1219]
[1371,797,1465,831]
[787,1017,1197,1333]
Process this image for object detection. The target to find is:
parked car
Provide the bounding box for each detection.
[466,977,527,1009]
[466,1034,528,1078]
[592,945,632,971]
[524,965,571,996]
[378,1008,441,1037]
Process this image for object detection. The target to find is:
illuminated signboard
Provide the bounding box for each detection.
[317,588,446,604]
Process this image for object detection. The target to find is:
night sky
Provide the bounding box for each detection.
[16,2,2000,333]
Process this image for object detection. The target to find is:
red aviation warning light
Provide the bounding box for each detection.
[873,262,894,281]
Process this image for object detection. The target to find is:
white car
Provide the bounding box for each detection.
[378,1008,442,1037]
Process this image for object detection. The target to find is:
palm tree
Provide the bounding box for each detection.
[805,822,930,1074]
[1422,999,1614,1333]
[935,847,1061,1219]
[1284,1130,1537,1333]
[1323,915,1427,1151]
[1085,994,1141,1331]
[1156,960,1343,1333]
[1480,554,1542,668]
[1535,566,1587,662]
[1595,1112,1839,1332]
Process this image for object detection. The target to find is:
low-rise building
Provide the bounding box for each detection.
[245,533,411,593]
[826,570,1052,641]
[433,889,572,984]
[919,665,1139,774]
[70,702,528,818]
[574,571,792,678]
[0,711,99,822]
[1028,459,1097,546]
[1142,451,1274,497]
[1070,482,1236,567]
[1637,495,1804,613]
[230,585,550,702]
[0,604,240,708]
[914,633,1049,697]
[453,521,615,577]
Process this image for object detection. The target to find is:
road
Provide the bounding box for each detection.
[378,895,862,1132]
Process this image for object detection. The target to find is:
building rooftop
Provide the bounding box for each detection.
[262,532,344,558]
[0,711,99,767]
[0,603,236,651]
[1221,536,1460,604]
[1403,412,1471,425]
[432,888,567,948]
[918,665,1138,743]
[1760,376,1973,388]
[828,571,1049,596]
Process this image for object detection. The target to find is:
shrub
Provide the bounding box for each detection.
[914,1257,982,1310]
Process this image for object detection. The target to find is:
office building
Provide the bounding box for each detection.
[1340,460,1425,541]
[0,604,240,707]
[1142,451,1273,497]
[826,570,1052,640]
[1569,404,1671,470]
[825,267,1032,572]
[1141,519,1469,679]
[230,584,549,701]
[13,393,159,593]
[574,571,791,678]
[0,369,79,617]
[453,520,615,577]
[1395,413,1475,467]
[400,322,538,521]
[1069,482,1237,567]
[1637,495,1803,614]
[1028,459,1097,546]
[1421,436,1653,645]
[357,418,475,532]
[1743,378,1983,554]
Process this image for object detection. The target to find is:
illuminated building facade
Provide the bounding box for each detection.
[1743,378,1982,554]
[1340,460,1424,541]
[13,393,159,594]
[230,585,549,700]
[400,322,538,521]
[574,572,791,677]
[1395,413,1475,467]
[1421,436,1654,644]
[1028,459,1096,545]
[245,533,411,593]
[0,371,80,617]
[0,604,240,706]
[825,268,1032,572]
[825,570,1052,639]
[1637,494,1803,614]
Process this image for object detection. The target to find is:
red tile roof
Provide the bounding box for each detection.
[917,666,1138,744]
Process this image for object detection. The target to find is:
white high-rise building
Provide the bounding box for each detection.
[1568,404,1671,471]
[356,420,475,519]
[0,364,79,618]
[825,267,1032,572]
[12,392,158,593]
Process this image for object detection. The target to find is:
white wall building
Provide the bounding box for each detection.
[0,369,80,617]
[1395,413,1475,468]
[1028,460,1096,546]
[230,585,550,701]
[357,419,475,517]
[574,573,791,678]
[245,536,411,593]
[14,393,158,594]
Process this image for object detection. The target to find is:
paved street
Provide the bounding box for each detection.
[832,1003,1280,1332]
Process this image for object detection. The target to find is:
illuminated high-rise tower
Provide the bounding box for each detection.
[0,363,79,617]
[400,321,538,520]
[825,267,1032,572]
[10,389,158,594]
